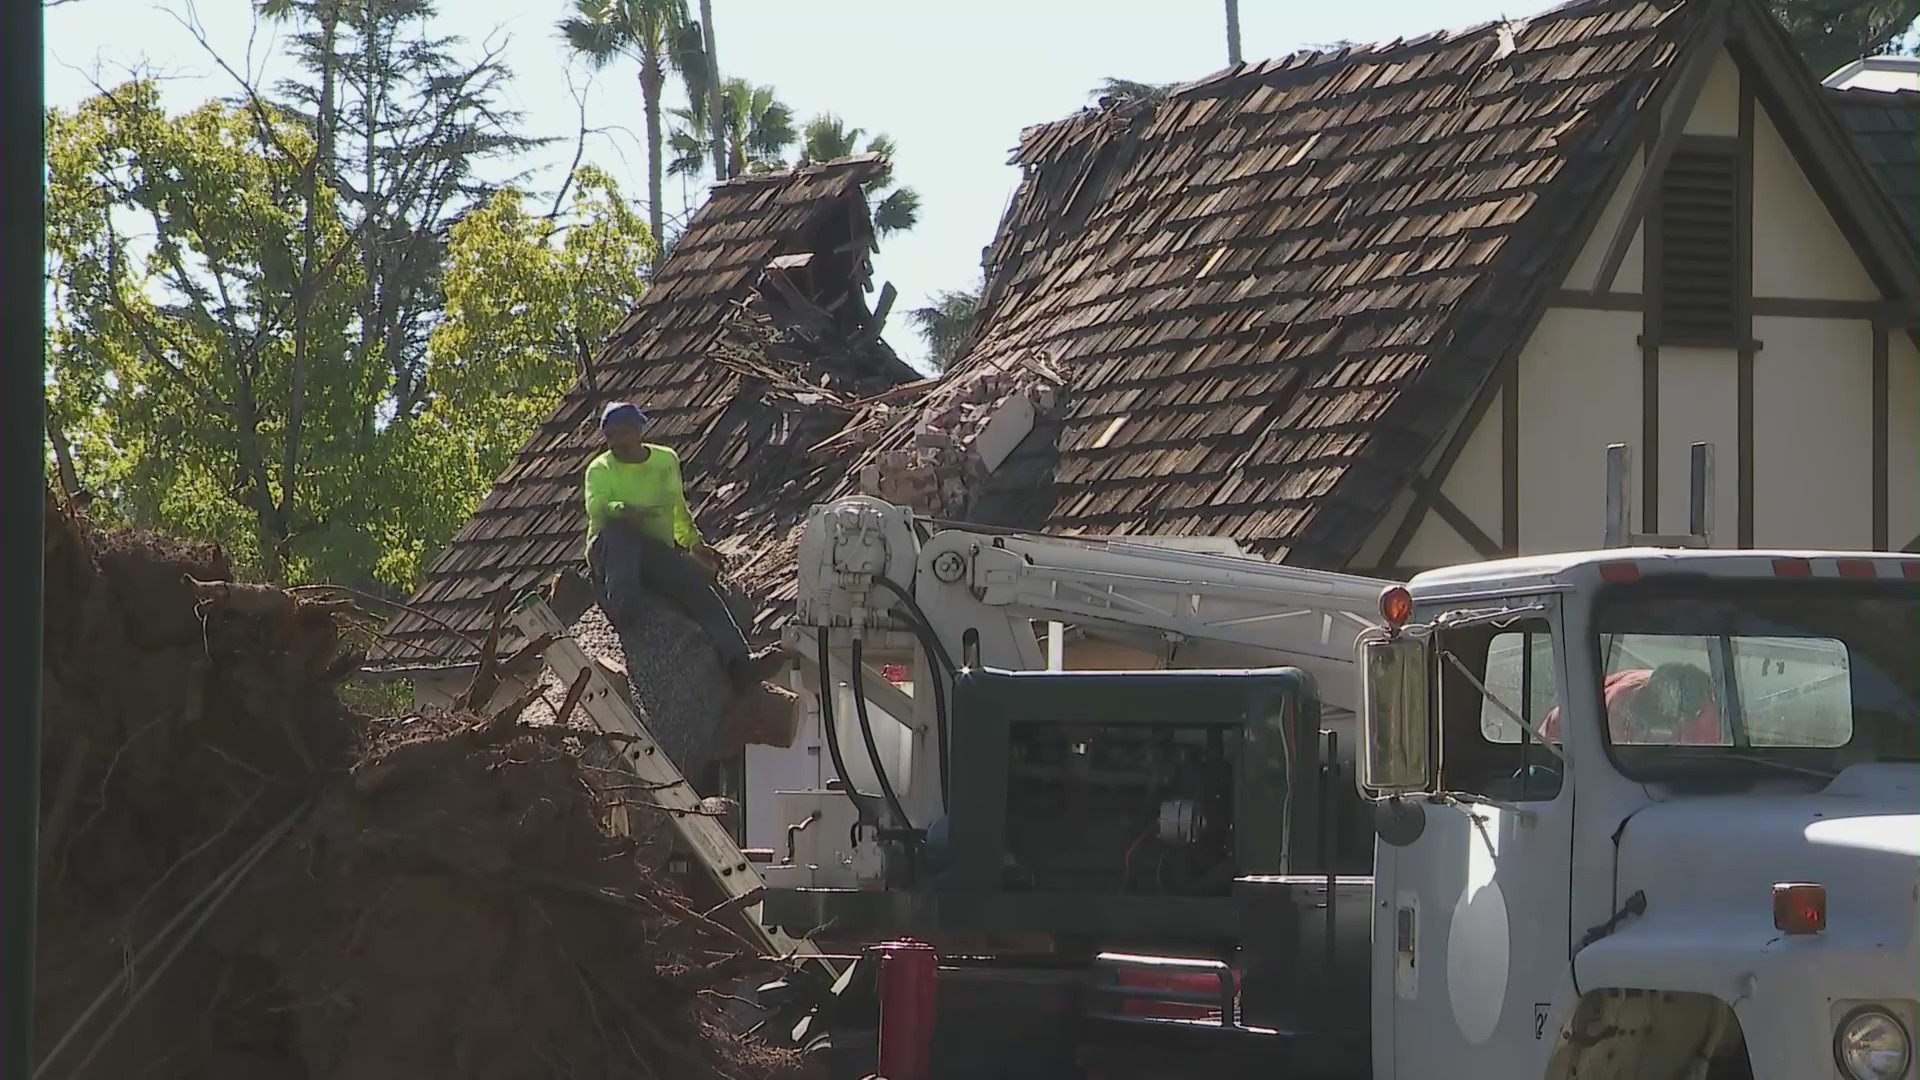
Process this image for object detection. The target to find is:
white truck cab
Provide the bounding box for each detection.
[1358,548,1920,1080]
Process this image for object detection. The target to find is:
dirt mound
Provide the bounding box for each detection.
[34,490,803,1080]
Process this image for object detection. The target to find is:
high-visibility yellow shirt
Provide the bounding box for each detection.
[582,445,703,551]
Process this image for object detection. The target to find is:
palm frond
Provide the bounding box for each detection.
[908,288,982,370]
[800,113,864,164]
[871,186,920,237]
[664,129,705,178]
[671,18,711,87]
[558,15,631,68]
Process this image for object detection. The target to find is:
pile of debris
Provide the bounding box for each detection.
[848,354,1064,518]
[34,488,804,1080]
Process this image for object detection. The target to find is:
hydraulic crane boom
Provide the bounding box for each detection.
[780,496,1389,862]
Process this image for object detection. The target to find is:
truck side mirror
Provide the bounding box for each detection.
[1357,635,1434,795]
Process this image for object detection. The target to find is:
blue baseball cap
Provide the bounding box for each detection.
[600,401,650,429]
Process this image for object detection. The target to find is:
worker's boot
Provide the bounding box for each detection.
[546,568,596,627]
[727,645,788,691]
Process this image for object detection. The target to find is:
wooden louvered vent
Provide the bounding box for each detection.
[1658,143,1741,345]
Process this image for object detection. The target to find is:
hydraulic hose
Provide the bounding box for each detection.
[851,637,912,831]
[815,627,877,829]
[871,575,957,674]
[871,575,954,812]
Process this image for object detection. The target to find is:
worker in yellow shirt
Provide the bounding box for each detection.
[584,401,781,690]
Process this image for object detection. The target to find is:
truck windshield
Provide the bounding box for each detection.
[1592,579,1918,785]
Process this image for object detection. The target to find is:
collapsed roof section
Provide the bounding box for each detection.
[371,156,921,673]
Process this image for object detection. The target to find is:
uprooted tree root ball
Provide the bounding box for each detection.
[34,489,805,1080]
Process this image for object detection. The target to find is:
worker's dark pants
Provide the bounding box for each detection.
[586,520,750,670]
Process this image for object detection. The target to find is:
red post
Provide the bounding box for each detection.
[876,939,937,1080]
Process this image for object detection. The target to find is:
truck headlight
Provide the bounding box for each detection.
[1835,1006,1912,1080]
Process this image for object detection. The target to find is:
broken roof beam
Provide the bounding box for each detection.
[762,267,837,335]
[856,283,898,345]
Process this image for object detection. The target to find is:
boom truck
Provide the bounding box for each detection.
[759,446,1920,1080]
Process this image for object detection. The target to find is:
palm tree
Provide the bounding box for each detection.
[909,288,981,371]
[695,0,725,178]
[796,114,921,237]
[667,78,796,181]
[559,0,695,270]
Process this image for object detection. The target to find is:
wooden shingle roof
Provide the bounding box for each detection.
[869,0,1704,567]
[1826,86,1920,239]
[371,156,918,673]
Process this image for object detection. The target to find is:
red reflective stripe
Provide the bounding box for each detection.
[1599,562,1640,582]
[1112,967,1241,1021]
[1772,558,1813,577]
[1905,562,1920,580]
[1836,559,1877,578]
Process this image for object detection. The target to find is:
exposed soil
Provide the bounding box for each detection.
[34,489,803,1080]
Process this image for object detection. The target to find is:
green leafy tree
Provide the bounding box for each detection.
[261,0,543,420]
[667,77,796,181]
[48,80,653,590]
[46,82,366,583]
[379,168,653,587]
[796,113,921,236]
[909,288,981,372]
[559,0,706,269]
[1771,0,1918,75]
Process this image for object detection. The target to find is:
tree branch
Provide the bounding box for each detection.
[544,68,593,225]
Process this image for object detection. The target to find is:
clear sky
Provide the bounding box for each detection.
[47,0,1542,367]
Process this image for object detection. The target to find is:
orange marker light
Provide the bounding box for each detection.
[1379,586,1413,629]
[1773,882,1826,935]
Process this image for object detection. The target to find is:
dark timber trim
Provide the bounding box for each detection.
[1642,109,1663,533]
[1552,290,1913,323]
[1873,320,1889,551]
[1502,358,1520,554]
[1736,81,1756,548]
[1378,378,1510,569]
[1594,9,1731,293]
[1410,476,1503,560]
[1728,0,1920,321]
